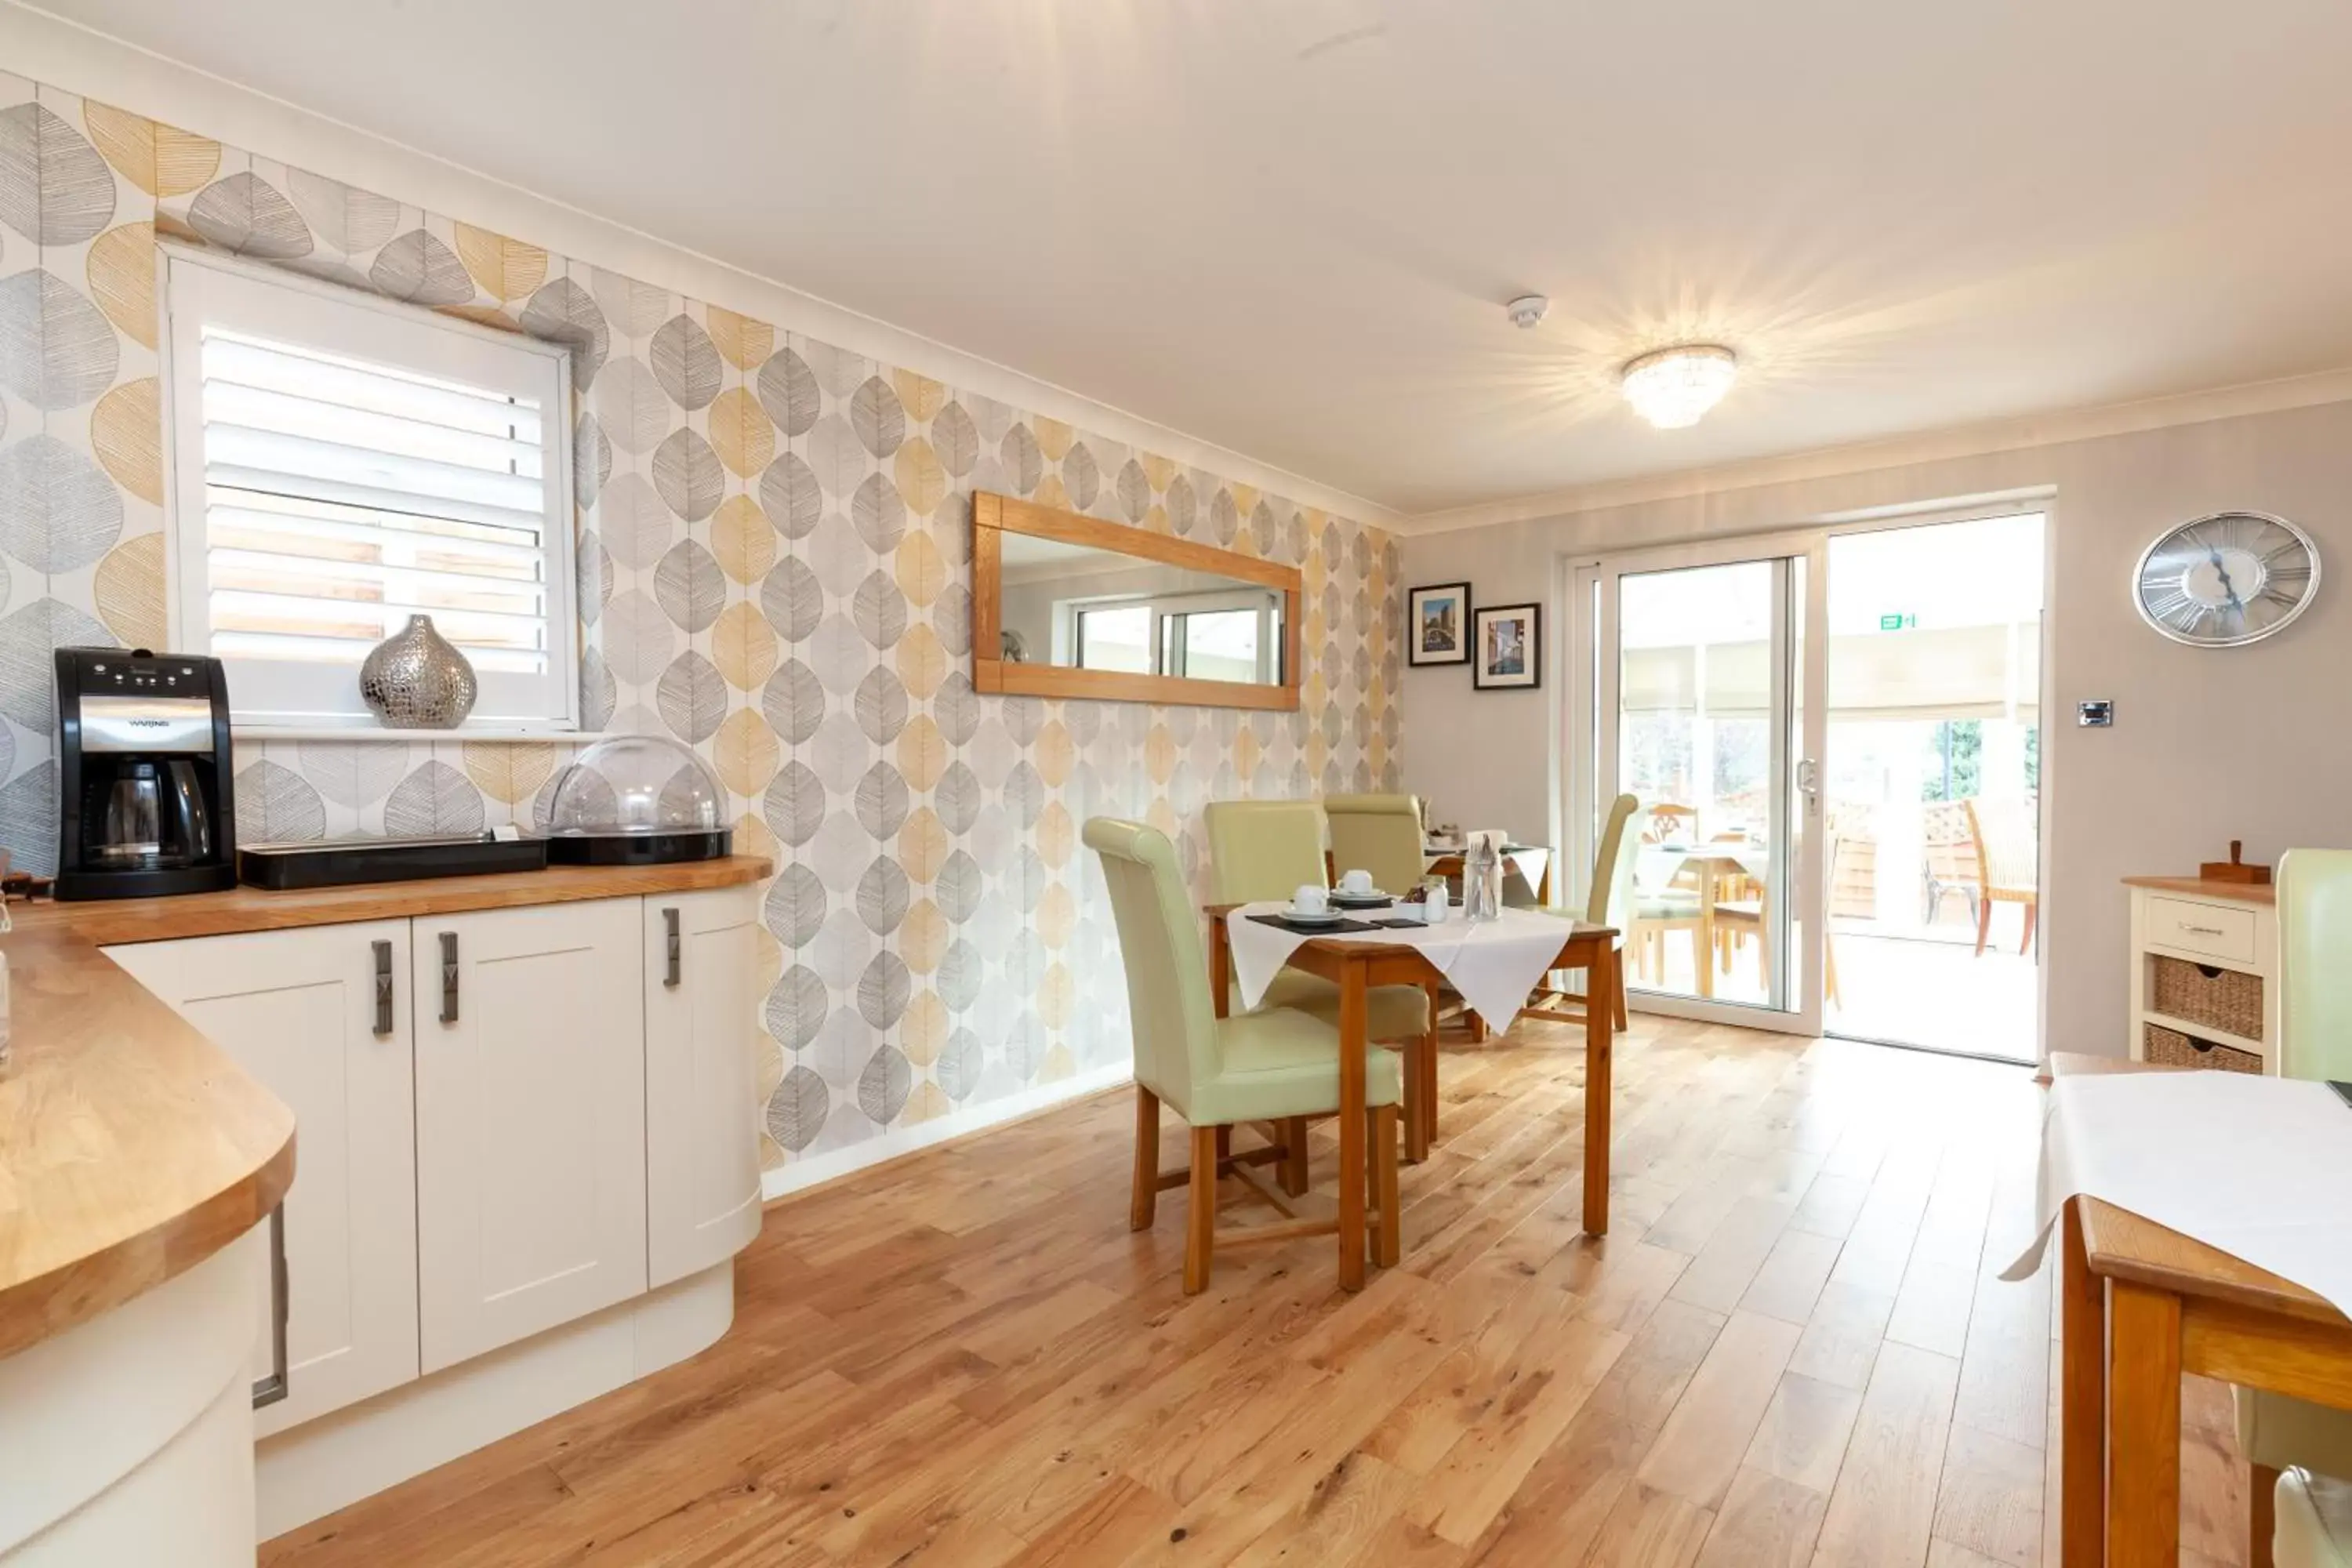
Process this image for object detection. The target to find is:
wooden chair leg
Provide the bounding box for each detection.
[1975,897,1993,956]
[1370,1104,1400,1269]
[1468,1008,1488,1043]
[1421,979,1443,1146]
[1278,1116,1310,1196]
[1130,1086,1160,1231]
[1610,952,1628,1030]
[2252,1461,2279,1568]
[1400,1041,1429,1163]
[2020,900,2038,956]
[1214,1124,1232,1162]
[1184,1125,1218,1294]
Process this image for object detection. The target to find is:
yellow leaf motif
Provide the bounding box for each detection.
[891,369,946,423]
[713,601,779,690]
[93,532,166,650]
[708,386,775,478]
[706,307,774,371]
[710,495,776,585]
[92,378,163,504]
[452,223,548,301]
[460,742,557,804]
[84,103,220,197]
[894,437,946,517]
[713,709,779,796]
[86,223,155,350]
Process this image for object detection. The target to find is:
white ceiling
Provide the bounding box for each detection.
[39,0,2352,517]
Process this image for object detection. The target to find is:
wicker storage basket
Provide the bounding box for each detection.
[2149,955,2264,1041]
[2143,1022,2262,1075]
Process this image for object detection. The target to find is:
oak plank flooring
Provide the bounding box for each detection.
[263,1021,2259,1568]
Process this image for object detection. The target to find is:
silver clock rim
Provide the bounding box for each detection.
[2132,509,2321,648]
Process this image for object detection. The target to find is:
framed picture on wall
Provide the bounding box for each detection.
[1473,603,1541,690]
[1408,582,1472,666]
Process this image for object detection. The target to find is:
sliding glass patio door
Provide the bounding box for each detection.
[1569,535,1829,1033]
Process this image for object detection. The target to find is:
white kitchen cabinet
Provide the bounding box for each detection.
[644,886,764,1287]
[412,898,648,1372]
[103,924,419,1439]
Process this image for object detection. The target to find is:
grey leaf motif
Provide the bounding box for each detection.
[236,759,326,843]
[856,857,909,935]
[383,760,485,837]
[0,702,18,786]
[938,941,982,1010]
[591,268,669,339]
[855,760,907,838]
[760,659,825,746]
[766,1064,829,1150]
[754,347,820,437]
[294,741,408,808]
[764,863,827,948]
[759,452,821,540]
[0,597,107,729]
[804,416,868,502]
[655,650,727,743]
[763,759,826,847]
[1064,443,1099,511]
[1251,498,1278,554]
[190,171,313,260]
[852,569,906,650]
[760,555,823,643]
[0,271,119,412]
[936,586,972,659]
[1117,458,1151,523]
[575,529,612,626]
[854,666,907,746]
[1001,423,1042,495]
[579,647,617,730]
[1005,760,1047,829]
[593,358,670,456]
[655,539,725,633]
[597,472,670,571]
[574,412,611,508]
[0,761,56,875]
[369,227,474,304]
[0,104,115,246]
[649,313,720,410]
[286,169,400,256]
[935,670,979,744]
[601,588,677,685]
[0,434,122,571]
[936,850,983,922]
[851,473,905,554]
[858,953,911,1030]
[519,276,610,392]
[858,1044,912,1125]
[932,401,978,477]
[766,969,827,1054]
[850,376,904,458]
[1211,488,1240,546]
[652,427,723,523]
[938,1028,982,1101]
[935,760,982,833]
[1167,474,1196,535]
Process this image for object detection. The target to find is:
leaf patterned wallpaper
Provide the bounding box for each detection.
[0,74,1403,1171]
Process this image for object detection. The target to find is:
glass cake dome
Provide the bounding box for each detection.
[543,735,731,864]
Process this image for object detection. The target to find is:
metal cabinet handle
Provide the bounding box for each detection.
[372,939,394,1036]
[440,931,459,1023]
[663,907,681,989]
[252,1205,289,1410]
[2182,924,2226,937]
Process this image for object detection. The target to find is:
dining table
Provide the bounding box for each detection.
[1637,840,1771,999]
[1206,902,1619,1290]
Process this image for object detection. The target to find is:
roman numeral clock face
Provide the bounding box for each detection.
[2135,510,2321,647]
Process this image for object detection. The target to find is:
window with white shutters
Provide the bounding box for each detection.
[163,249,577,729]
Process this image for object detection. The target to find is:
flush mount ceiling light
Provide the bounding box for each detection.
[1620,343,1738,429]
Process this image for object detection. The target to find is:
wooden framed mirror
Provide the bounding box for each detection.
[972,492,1302,710]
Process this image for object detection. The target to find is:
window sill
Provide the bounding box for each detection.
[231,725,618,744]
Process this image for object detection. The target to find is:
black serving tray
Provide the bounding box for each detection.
[543,829,732,866]
[240,833,548,891]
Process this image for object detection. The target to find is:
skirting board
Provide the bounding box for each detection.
[761,1063,1131,1203]
[256,1259,735,1541]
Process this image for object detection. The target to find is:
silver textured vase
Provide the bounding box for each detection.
[360,615,477,728]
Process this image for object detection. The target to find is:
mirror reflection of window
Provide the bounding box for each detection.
[1167,608,1261,682]
[1076,604,1152,673]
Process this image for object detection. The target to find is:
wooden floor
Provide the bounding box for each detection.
[262,1014,2256,1567]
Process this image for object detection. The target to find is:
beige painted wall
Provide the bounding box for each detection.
[1399,398,2352,1058]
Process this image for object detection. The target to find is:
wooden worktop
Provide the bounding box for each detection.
[0,855,771,1359]
[2122,874,2277,906]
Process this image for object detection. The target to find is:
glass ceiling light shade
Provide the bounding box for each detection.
[1620,344,1739,429]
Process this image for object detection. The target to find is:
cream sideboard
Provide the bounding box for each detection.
[2125,875,2280,1073]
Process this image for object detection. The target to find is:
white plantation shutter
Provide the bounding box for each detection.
[165,250,577,728]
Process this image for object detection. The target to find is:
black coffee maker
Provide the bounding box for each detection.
[55,647,238,900]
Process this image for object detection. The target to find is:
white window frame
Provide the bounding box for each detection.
[1054,586,1283,682]
[158,244,580,733]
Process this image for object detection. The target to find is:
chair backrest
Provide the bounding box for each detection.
[1203,799,1328,904]
[1324,793,1425,896]
[2278,848,2352,1083]
[1083,817,1221,1112]
[1922,800,1981,884]
[1966,797,2038,895]
[1645,804,1696,844]
[1588,794,1649,930]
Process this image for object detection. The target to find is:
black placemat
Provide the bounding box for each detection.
[1246,913,1379,935]
[1370,916,1434,930]
[1329,894,1396,910]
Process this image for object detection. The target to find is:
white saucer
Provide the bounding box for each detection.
[1283,907,1345,924]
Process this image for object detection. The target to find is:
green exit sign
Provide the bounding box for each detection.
[1879,612,1916,630]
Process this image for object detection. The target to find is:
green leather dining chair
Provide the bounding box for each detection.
[1323,793,1427,902]
[1203,800,1434,1166]
[1530,794,1645,1029]
[2238,848,2352,1568]
[1087,817,1403,1293]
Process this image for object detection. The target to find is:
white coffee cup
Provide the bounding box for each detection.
[1338,868,1374,895]
[1292,884,1330,916]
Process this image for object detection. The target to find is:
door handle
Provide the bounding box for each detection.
[440,931,459,1024]
[1795,757,1821,818]
[663,907,681,988]
[372,939,394,1036]
[252,1205,289,1410]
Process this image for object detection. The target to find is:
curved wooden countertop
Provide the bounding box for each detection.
[0,855,771,1359]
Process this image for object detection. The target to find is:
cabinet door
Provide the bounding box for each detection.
[645,886,763,1287]
[104,924,418,1438]
[413,898,646,1370]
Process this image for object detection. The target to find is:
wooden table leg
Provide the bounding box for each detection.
[1337,957,1368,1290]
[1695,862,1718,1000]
[1420,978,1442,1151]
[1370,1104,1400,1268]
[2060,1199,2105,1567]
[1581,938,1614,1236]
[1209,912,1231,1021]
[2107,1278,2182,1566]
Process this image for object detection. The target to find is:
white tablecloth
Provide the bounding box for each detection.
[1227,901,1581,1031]
[2002,1070,2352,1316]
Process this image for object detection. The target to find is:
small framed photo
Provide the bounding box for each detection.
[1473,603,1541,690]
[1408,582,1472,666]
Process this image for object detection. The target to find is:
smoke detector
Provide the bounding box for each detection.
[1505,295,1548,329]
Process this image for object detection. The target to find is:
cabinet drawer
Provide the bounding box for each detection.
[2144,896,2256,964]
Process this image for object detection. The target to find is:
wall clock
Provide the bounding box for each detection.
[2132,510,2320,647]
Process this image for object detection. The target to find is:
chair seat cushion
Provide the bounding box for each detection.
[2278,1465,2352,1567]
[1185,1007,1404,1126]
[1240,972,1430,1040]
[1636,895,1700,919]
[2239,1388,2352,1479]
